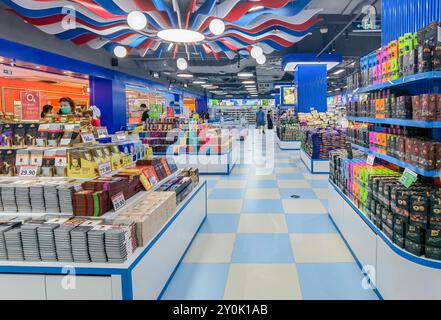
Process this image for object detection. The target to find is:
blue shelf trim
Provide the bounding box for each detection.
[347,117,441,128]
[300,148,329,174]
[329,180,441,270]
[351,144,441,178]
[356,71,441,93]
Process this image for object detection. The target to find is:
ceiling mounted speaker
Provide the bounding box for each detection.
[111,58,118,66]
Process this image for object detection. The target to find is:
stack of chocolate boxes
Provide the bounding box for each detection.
[330,150,441,260]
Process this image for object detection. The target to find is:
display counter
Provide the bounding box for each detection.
[275,135,301,150]
[0,181,207,300]
[300,149,329,174]
[329,180,441,300]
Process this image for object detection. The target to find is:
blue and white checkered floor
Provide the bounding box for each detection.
[161,131,379,300]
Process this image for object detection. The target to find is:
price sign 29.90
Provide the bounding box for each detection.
[111,192,127,212]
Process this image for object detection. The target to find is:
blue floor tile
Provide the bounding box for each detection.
[247,180,278,188]
[232,234,294,263]
[285,214,337,233]
[309,180,330,188]
[200,214,240,233]
[277,173,305,180]
[205,180,219,188]
[274,163,295,168]
[209,188,245,199]
[220,174,249,181]
[161,263,230,300]
[321,200,329,209]
[279,188,318,199]
[242,199,284,213]
[296,263,379,300]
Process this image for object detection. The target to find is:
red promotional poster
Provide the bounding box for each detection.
[21,90,41,121]
[167,106,175,118]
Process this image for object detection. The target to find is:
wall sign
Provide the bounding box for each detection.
[21,90,41,121]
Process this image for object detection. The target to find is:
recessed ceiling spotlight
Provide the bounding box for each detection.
[158,29,205,43]
[209,19,225,36]
[177,58,188,71]
[177,73,193,78]
[127,11,147,31]
[250,46,263,59]
[114,45,128,58]
[320,26,329,34]
[256,54,267,65]
[238,72,254,78]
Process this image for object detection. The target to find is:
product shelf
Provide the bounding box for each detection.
[347,116,441,128]
[351,143,441,177]
[356,71,441,93]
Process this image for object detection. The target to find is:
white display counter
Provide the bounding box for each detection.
[275,135,301,150]
[0,181,207,300]
[172,140,239,175]
[329,180,441,300]
[300,149,330,174]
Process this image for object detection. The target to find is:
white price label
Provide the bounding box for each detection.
[19,165,39,177]
[81,133,95,143]
[116,134,126,141]
[96,127,108,138]
[55,157,67,167]
[98,162,112,175]
[112,192,126,212]
[366,154,376,166]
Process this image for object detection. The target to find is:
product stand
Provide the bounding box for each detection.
[275,135,301,150]
[0,181,207,300]
[329,180,441,299]
[300,149,330,174]
[168,139,239,175]
[334,70,441,299]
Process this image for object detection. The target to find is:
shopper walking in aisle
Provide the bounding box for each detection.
[256,107,265,134]
[140,104,149,123]
[267,110,274,130]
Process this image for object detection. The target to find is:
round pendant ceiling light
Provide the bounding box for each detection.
[127,11,147,31]
[256,54,267,65]
[114,45,128,58]
[250,46,263,59]
[158,29,205,43]
[177,58,188,71]
[209,19,225,36]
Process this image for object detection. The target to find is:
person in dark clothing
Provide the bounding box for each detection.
[140,104,149,122]
[267,110,274,130]
[256,107,265,134]
[41,105,53,118]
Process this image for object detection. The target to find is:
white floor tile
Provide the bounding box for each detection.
[245,188,281,199]
[184,234,236,263]
[215,180,247,189]
[313,188,329,199]
[290,234,354,263]
[224,264,303,300]
[277,180,311,189]
[303,173,329,180]
[238,214,288,233]
[208,200,243,214]
[275,167,297,173]
[282,199,327,214]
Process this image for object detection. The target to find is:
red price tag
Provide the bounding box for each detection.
[111,192,126,212]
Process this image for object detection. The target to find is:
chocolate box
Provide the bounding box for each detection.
[405,239,425,256]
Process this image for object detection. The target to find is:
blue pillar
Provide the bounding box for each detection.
[295,65,327,112]
[90,76,127,133]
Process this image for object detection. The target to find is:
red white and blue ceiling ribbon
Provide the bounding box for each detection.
[1,0,322,60]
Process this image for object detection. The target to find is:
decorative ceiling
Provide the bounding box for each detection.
[2,0,322,61]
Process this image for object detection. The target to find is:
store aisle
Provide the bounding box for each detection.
[161,131,379,300]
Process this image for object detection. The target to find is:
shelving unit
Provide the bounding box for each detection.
[347,117,441,129]
[356,71,441,94]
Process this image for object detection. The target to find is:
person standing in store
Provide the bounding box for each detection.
[59,97,76,115]
[41,105,53,118]
[140,104,149,123]
[256,107,265,134]
[89,105,102,127]
[267,110,274,130]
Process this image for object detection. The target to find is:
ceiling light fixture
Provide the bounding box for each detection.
[177,58,188,71]
[238,72,254,78]
[249,5,264,13]
[250,46,263,59]
[256,54,267,65]
[193,80,206,85]
[176,73,193,78]
[127,11,147,31]
[209,19,225,36]
[158,29,205,43]
[333,69,345,75]
[114,45,128,58]
[242,80,255,84]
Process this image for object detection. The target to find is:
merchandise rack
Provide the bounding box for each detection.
[356,71,441,94]
[347,116,441,129]
[0,181,207,300]
[300,149,329,174]
[351,144,441,177]
[328,180,441,299]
